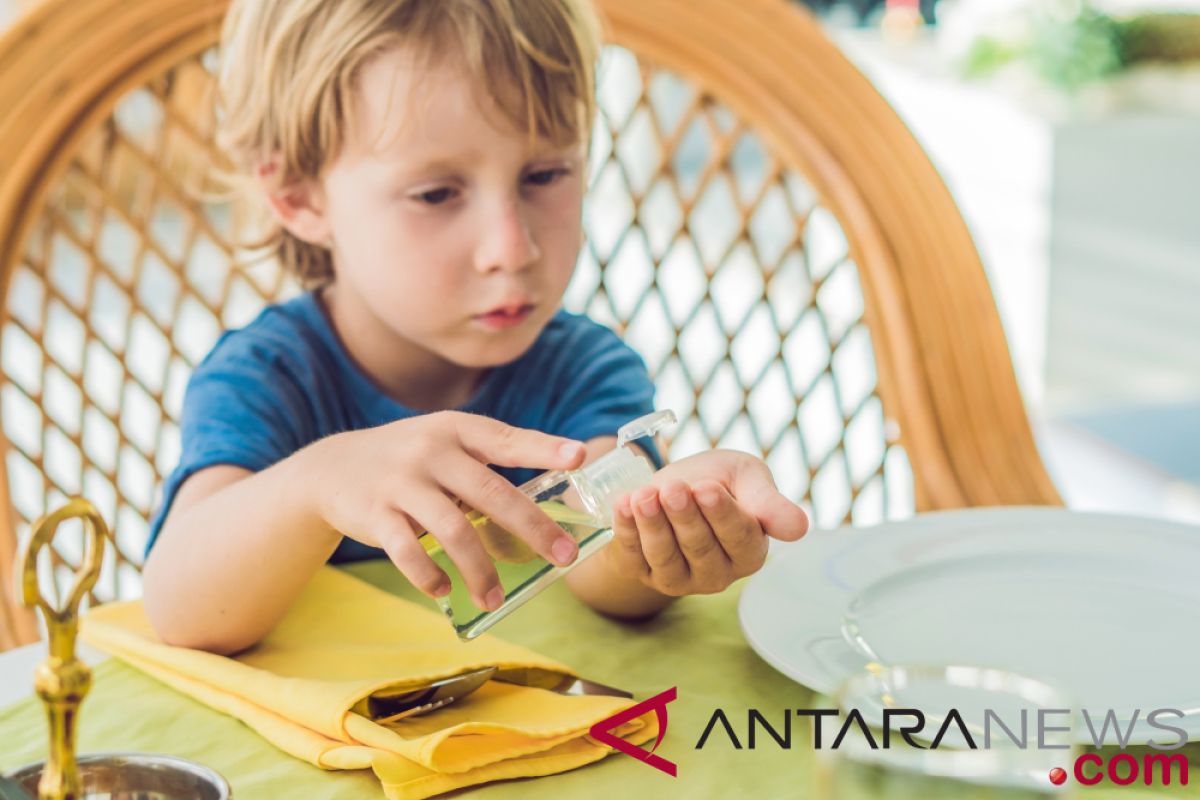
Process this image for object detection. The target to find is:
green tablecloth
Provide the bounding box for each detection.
[0,560,1191,798]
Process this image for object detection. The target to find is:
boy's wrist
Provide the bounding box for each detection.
[289,434,348,548]
[564,544,676,619]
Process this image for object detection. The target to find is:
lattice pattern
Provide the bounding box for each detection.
[2,51,297,605]
[2,44,915,606]
[566,47,915,528]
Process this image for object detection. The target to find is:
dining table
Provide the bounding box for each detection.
[0,515,1195,799]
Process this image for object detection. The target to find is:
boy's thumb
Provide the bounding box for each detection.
[732,460,809,542]
[755,492,809,542]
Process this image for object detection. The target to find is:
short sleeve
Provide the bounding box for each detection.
[145,332,316,555]
[543,320,663,468]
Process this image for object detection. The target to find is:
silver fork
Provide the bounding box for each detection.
[374,670,633,724]
[372,666,498,724]
[376,694,460,724]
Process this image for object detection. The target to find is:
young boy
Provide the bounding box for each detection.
[142,0,809,655]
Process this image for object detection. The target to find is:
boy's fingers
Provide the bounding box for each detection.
[610,495,650,578]
[453,413,585,471]
[409,492,504,611]
[631,486,689,592]
[658,480,730,580]
[374,510,450,598]
[694,481,767,573]
[441,457,578,568]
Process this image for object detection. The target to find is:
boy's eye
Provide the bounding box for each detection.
[524,167,569,187]
[412,187,457,205]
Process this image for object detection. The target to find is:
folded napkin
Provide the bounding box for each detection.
[81,567,657,799]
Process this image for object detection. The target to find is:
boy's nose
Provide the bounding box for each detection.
[474,200,542,274]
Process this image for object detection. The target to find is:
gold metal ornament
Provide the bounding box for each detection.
[18,498,106,800]
[9,498,230,799]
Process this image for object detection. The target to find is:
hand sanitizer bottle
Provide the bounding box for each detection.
[420,410,676,640]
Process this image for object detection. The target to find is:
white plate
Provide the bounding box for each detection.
[738,507,1200,744]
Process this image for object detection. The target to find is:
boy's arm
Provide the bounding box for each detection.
[562,436,678,619]
[141,448,344,655]
[143,412,589,655]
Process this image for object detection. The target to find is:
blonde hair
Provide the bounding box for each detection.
[216,0,602,286]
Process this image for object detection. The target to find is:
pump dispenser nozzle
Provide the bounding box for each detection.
[575,410,678,527]
[616,409,678,449]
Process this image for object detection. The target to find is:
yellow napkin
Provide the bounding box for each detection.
[81,567,657,799]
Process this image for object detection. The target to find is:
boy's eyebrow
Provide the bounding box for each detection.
[376,146,583,181]
[379,156,474,180]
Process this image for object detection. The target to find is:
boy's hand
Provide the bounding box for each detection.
[604,450,808,596]
[310,411,586,611]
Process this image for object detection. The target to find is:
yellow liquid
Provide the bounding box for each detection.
[418,501,608,638]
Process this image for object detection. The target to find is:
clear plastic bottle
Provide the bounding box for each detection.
[419,410,676,640]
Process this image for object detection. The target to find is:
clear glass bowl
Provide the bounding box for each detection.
[813,664,1079,800]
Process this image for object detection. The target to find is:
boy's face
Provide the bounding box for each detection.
[282,43,586,369]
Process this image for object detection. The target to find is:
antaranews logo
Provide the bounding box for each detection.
[592,688,1192,788]
[590,687,678,777]
[695,704,1190,788]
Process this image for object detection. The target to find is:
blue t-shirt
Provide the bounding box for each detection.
[147,292,661,561]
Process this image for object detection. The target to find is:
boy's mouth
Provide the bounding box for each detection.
[473,302,535,330]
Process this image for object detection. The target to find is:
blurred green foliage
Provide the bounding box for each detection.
[964,5,1200,92]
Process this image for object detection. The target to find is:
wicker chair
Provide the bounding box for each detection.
[0,0,1060,650]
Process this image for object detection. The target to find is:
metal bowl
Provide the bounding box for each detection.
[7,753,230,799]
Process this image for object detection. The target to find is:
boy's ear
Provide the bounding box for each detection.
[255,161,332,246]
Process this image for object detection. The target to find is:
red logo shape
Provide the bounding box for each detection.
[589,687,678,776]
[1049,767,1068,785]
